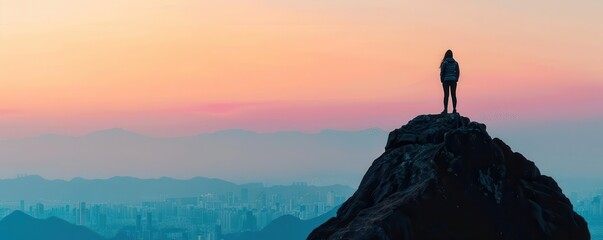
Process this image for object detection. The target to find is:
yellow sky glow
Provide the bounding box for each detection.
[0,0,601,136]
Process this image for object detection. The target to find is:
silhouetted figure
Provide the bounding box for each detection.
[440,49,460,114]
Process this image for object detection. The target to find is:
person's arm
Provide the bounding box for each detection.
[440,62,445,82]
[456,63,460,81]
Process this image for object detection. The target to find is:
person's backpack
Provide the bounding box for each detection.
[443,60,458,81]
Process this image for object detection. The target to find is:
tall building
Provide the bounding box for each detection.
[35,203,44,218]
[326,191,335,207]
[242,210,257,231]
[19,200,25,212]
[592,195,601,216]
[147,212,153,229]
[79,202,86,226]
[91,204,101,226]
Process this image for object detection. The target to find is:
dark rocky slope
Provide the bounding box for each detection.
[308,114,589,240]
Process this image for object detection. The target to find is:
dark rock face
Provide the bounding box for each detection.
[308,114,589,240]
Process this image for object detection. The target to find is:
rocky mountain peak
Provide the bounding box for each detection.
[308,113,589,240]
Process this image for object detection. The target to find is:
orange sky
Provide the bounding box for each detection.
[0,0,602,137]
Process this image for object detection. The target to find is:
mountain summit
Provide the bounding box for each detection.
[308,114,589,240]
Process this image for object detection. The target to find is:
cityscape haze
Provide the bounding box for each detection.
[1,0,602,239]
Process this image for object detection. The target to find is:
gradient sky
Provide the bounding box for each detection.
[0,0,602,138]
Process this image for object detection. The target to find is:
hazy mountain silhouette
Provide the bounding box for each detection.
[224,205,340,240]
[0,175,354,203]
[0,211,107,240]
[0,128,386,186]
[309,114,589,240]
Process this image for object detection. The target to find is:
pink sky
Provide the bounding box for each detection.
[0,0,602,138]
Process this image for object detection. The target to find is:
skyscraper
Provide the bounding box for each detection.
[79,202,86,226]
[147,212,152,230]
[326,191,335,207]
[35,203,44,218]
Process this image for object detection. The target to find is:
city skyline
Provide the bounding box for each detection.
[0,175,353,239]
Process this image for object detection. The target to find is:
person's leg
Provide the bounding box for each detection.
[451,82,457,113]
[442,82,450,114]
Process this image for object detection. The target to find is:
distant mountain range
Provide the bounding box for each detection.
[0,175,354,203]
[223,205,340,240]
[0,128,387,186]
[0,211,107,240]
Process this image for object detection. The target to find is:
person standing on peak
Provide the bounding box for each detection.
[440,49,460,114]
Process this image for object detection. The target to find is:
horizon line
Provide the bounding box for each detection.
[1,126,389,140]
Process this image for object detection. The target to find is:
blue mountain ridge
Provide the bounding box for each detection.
[223,205,340,240]
[0,175,354,203]
[0,210,107,240]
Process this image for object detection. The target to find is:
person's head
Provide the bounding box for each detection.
[443,49,453,60]
[440,49,454,68]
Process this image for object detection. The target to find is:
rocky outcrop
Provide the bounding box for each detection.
[308,114,589,240]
